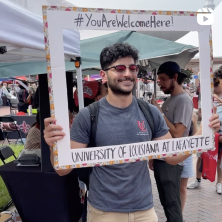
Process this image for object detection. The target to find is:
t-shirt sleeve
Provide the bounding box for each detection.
[149,104,169,139]
[174,102,193,127]
[70,107,91,144]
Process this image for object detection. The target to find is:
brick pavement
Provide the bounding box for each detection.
[150,156,222,222]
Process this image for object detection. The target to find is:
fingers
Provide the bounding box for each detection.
[44,135,65,147]
[44,117,65,147]
[209,112,219,121]
[44,117,56,128]
[213,106,217,115]
[208,118,220,128]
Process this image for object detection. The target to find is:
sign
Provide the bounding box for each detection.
[70,136,211,168]
[42,7,214,169]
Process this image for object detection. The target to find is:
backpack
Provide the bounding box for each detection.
[76,98,155,190]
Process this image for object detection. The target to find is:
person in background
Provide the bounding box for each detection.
[17,81,33,113]
[151,61,193,221]
[2,83,10,98]
[32,86,39,109]
[18,111,41,158]
[0,83,3,107]
[187,67,222,194]
[73,80,108,112]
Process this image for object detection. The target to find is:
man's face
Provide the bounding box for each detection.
[105,57,137,96]
[158,73,175,94]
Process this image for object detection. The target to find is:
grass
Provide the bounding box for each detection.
[0,144,24,211]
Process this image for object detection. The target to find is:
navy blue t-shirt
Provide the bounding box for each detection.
[70,97,169,212]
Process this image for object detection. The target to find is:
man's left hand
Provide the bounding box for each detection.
[151,94,161,111]
[209,106,220,132]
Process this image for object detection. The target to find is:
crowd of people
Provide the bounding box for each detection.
[0,81,39,112]
[43,42,220,222]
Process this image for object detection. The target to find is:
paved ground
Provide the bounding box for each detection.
[150,156,222,222]
[1,106,222,221]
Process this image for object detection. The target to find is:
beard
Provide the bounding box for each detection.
[161,80,175,94]
[107,75,136,96]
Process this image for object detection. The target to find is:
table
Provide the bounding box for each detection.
[0,162,82,222]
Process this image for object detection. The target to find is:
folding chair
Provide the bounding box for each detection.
[0,145,17,211]
[0,116,24,145]
[0,145,17,164]
[7,99,18,114]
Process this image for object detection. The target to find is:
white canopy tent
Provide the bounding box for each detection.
[0,0,80,63]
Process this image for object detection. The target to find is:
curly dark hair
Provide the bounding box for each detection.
[213,66,222,79]
[100,43,139,70]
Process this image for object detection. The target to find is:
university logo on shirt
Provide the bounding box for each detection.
[137,121,147,132]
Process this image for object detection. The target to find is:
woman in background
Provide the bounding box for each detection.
[17,81,32,113]
[19,111,41,158]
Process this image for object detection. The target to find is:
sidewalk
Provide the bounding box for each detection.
[150,156,222,222]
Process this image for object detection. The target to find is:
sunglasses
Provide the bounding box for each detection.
[104,64,139,73]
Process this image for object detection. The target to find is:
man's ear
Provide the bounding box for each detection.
[174,73,178,81]
[100,70,107,83]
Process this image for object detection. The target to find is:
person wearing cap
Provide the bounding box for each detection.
[151,61,193,221]
[73,80,108,110]
[43,43,220,222]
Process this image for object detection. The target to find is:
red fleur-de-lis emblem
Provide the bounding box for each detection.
[137,121,147,132]
[19,121,31,134]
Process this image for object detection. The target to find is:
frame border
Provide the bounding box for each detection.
[42,6,214,170]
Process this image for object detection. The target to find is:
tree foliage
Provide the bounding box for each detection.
[181,69,194,84]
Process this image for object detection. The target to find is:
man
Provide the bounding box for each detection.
[44,43,220,222]
[151,61,193,221]
[45,43,172,222]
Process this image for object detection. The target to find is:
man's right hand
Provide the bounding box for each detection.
[43,117,65,148]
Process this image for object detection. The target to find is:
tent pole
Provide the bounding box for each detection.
[154,69,157,98]
[75,57,84,110]
[136,79,140,98]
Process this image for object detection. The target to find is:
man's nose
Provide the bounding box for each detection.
[122,68,133,77]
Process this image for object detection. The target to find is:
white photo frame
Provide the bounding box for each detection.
[42,6,214,169]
